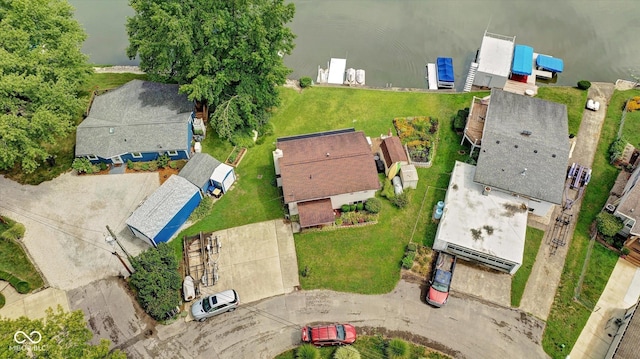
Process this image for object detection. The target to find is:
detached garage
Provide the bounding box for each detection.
[126,175,202,247]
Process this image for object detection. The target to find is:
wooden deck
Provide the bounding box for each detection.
[464,100,488,146]
[503,79,538,96]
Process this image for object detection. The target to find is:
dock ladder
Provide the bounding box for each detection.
[463,62,479,92]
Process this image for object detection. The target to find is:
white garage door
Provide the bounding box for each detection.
[446,243,516,273]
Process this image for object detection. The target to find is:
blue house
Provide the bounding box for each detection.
[126,175,202,247]
[75,80,194,164]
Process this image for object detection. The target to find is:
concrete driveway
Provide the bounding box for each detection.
[195,220,299,307]
[0,172,159,290]
[110,280,546,359]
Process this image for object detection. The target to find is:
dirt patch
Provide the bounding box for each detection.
[158,167,180,185]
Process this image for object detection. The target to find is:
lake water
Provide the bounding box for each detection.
[69,0,639,88]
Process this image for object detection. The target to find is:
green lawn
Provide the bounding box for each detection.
[511,227,544,307]
[0,217,45,292]
[618,90,640,146]
[542,90,637,358]
[536,86,588,136]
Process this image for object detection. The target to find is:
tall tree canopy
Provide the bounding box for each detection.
[126,0,296,141]
[0,306,126,358]
[0,0,91,173]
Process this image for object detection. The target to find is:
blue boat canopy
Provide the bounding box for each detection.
[511,45,533,76]
[436,57,455,83]
[536,54,564,73]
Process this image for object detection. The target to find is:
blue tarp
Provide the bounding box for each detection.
[536,54,564,73]
[511,45,533,75]
[436,57,454,83]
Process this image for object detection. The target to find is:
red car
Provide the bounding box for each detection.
[301,323,357,346]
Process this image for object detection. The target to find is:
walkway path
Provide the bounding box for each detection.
[519,82,615,320]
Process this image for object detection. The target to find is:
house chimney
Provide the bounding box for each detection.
[482,186,491,196]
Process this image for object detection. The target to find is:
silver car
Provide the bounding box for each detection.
[191,289,239,322]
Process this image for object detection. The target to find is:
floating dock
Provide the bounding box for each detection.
[426,63,438,90]
[316,58,365,86]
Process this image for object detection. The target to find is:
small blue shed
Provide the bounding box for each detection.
[126,175,202,246]
[178,153,222,194]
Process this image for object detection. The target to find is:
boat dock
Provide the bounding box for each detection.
[317,58,365,86]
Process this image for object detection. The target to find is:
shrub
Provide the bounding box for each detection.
[230,132,255,148]
[350,204,357,212]
[429,118,439,134]
[335,218,343,226]
[406,243,417,252]
[259,122,275,137]
[391,191,410,208]
[341,204,351,212]
[296,344,320,359]
[141,163,150,171]
[334,346,361,359]
[71,158,95,174]
[627,97,640,112]
[99,162,108,171]
[387,338,409,359]
[577,80,591,90]
[609,138,628,164]
[401,252,415,269]
[364,198,381,213]
[382,178,395,199]
[189,197,213,222]
[157,154,170,168]
[129,243,182,321]
[621,247,631,256]
[595,212,624,238]
[356,202,364,211]
[127,160,134,169]
[299,77,312,88]
[15,281,30,294]
[0,293,4,308]
[169,161,178,169]
[147,161,158,171]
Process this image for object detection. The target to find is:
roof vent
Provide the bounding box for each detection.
[326,152,330,157]
[521,168,527,176]
[521,130,532,136]
[109,127,114,134]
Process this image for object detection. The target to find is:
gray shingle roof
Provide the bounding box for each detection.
[76,80,193,158]
[178,153,221,189]
[126,175,199,240]
[474,89,569,204]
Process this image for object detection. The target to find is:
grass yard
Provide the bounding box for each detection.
[0,217,45,292]
[0,72,148,184]
[618,90,640,146]
[511,227,544,307]
[536,86,588,136]
[541,90,637,358]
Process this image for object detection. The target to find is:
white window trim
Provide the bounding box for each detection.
[87,155,98,161]
[167,150,179,156]
[131,152,143,158]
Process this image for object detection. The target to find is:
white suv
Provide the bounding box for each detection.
[191,289,239,322]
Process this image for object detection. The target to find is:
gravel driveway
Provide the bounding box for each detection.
[0,172,159,290]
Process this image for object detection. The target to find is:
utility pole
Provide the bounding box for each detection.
[106,225,132,259]
[112,251,133,275]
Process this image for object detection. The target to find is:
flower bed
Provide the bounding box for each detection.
[393,116,438,164]
[226,146,247,167]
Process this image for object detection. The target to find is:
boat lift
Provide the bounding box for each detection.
[563,163,592,210]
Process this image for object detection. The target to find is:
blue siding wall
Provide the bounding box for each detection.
[187,115,194,155]
[120,152,159,163]
[153,191,202,244]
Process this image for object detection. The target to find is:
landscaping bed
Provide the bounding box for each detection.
[0,216,45,293]
[393,116,439,165]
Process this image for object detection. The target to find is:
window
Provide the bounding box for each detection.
[87,155,98,161]
[131,152,143,158]
[167,150,179,156]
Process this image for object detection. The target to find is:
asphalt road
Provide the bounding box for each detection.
[112,280,547,359]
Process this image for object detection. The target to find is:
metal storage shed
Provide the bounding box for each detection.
[178,152,222,193]
[210,163,236,193]
[400,164,419,189]
[126,175,202,247]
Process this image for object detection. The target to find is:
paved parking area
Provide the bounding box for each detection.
[451,260,511,307]
[195,220,300,310]
[0,172,159,290]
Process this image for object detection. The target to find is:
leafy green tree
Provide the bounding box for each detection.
[0,306,125,358]
[129,243,182,321]
[126,0,296,141]
[72,158,96,174]
[0,0,91,173]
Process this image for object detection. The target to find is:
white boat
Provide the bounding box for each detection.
[183,275,196,301]
[346,68,356,84]
[355,69,365,85]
